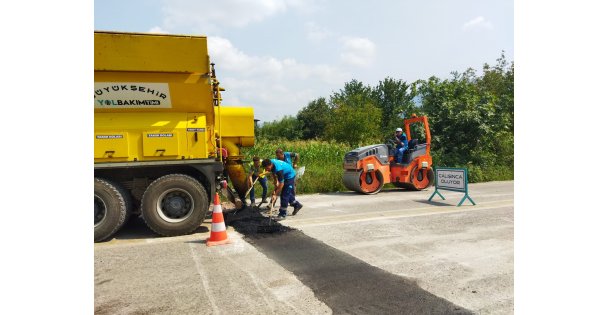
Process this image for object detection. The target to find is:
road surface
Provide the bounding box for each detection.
[95,180,513,314]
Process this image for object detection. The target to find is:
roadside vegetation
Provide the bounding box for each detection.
[242,139,350,194]
[244,53,513,194]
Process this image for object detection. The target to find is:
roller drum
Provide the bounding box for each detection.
[342,170,384,194]
[342,170,364,193]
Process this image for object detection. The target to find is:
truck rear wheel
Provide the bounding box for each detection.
[141,174,209,237]
[94,178,129,242]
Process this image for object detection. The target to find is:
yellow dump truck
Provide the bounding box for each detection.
[94,31,254,242]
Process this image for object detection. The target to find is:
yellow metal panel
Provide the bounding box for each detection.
[214,106,255,149]
[142,132,180,157]
[186,114,208,158]
[94,132,129,159]
[95,112,192,162]
[94,31,209,73]
[93,31,256,165]
[215,106,255,137]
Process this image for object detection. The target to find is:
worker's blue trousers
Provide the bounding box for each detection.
[396,146,406,163]
[279,177,300,216]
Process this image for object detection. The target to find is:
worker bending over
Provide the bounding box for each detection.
[262,158,303,220]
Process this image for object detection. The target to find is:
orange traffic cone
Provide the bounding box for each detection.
[206,193,231,247]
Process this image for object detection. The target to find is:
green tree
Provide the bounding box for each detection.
[257,116,303,141]
[479,52,514,133]
[414,53,514,181]
[417,69,495,166]
[254,53,514,182]
[324,80,382,145]
[325,99,382,146]
[296,97,330,140]
[477,52,514,168]
[372,77,416,138]
[330,79,374,106]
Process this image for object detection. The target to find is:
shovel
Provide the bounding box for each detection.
[265,195,278,215]
[243,176,259,203]
[244,171,270,206]
[257,196,281,233]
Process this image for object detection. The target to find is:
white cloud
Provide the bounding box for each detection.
[283,0,324,14]
[306,21,332,43]
[339,37,376,67]
[208,36,346,82]
[147,26,169,34]
[207,36,348,121]
[462,16,494,31]
[159,0,311,33]
[149,0,334,121]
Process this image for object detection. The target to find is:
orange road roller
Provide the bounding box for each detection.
[342,115,435,194]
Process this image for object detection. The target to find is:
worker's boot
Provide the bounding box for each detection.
[276,209,287,220]
[292,202,303,215]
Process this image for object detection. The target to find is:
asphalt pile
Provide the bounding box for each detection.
[224,205,294,236]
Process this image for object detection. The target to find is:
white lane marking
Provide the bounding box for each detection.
[285,200,513,228]
[189,243,220,315]
[289,198,511,222]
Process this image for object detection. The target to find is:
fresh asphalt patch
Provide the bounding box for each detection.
[225,207,473,315]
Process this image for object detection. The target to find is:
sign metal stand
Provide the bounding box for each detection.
[428,167,476,206]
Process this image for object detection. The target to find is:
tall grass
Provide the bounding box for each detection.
[240,138,513,197]
[466,164,514,183]
[241,139,353,195]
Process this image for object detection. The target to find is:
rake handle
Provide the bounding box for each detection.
[244,176,259,199]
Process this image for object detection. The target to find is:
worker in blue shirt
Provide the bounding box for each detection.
[261,158,303,220]
[276,148,300,193]
[394,127,408,163]
[275,148,299,168]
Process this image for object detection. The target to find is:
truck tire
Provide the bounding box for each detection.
[95,178,129,242]
[141,174,209,237]
[117,184,133,230]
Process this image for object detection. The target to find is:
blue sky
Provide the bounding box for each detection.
[95,0,513,123]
